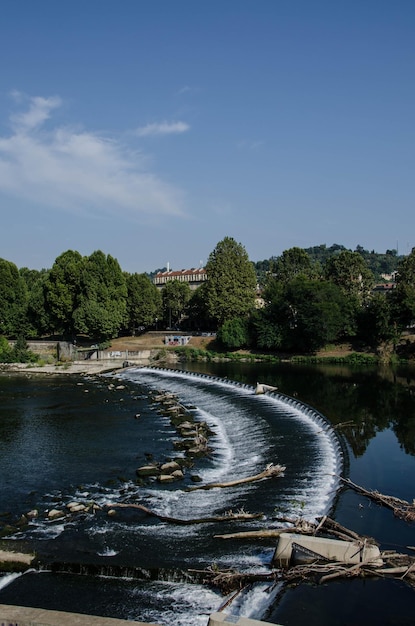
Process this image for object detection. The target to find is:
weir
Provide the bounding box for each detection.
[0,366,346,625]
[39,562,204,584]
[146,366,344,480]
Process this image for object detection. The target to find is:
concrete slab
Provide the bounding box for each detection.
[208,613,283,626]
[0,604,160,626]
[272,532,383,567]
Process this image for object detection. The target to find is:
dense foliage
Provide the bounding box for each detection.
[204,237,257,325]
[255,244,402,285]
[1,241,414,360]
[125,273,161,334]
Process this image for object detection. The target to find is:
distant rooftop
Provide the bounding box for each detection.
[153,267,207,290]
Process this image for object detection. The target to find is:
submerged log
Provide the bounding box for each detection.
[215,529,288,540]
[189,566,277,594]
[107,503,263,525]
[186,463,285,492]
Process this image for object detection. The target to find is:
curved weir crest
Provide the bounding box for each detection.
[117,366,344,523]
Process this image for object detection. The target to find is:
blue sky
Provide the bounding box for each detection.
[0,1,414,273]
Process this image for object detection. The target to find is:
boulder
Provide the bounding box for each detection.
[171,470,184,480]
[158,474,175,483]
[67,503,87,513]
[47,509,65,520]
[160,461,181,473]
[136,465,160,477]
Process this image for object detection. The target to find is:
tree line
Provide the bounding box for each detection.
[0,237,414,357]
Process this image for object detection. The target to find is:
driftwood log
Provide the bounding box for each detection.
[107,503,263,525]
[340,477,415,522]
[186,463,285,492]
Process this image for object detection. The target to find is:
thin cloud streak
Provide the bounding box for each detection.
[135,121,190,136]
[0,95,186,218]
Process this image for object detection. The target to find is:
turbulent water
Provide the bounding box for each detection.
[0,367,344,624]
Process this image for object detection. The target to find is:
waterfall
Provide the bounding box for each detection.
[0,571,23,590]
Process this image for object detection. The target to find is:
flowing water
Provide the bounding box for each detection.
[0,362,414,624]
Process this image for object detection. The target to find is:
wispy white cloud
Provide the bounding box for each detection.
[0,94,185,218]
[177,85,192,95]
[135,121,190,137]
[237,139,265,151]
[10,94,62,132]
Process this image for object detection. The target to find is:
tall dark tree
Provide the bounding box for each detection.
[45,250,84,337]
[396,247,415,286]
[204,237,257,326]
[185,283,215,330]
[283,279,344,352]
[161,280,191,328]
[272,247,320,284]
[0,258,28,336]
[389,247,415,331]
[73,251,127,340]
[125,273,161,333]
[324,250,374,303]
[21,268,51,337]
[259,277,350,353]
[217,317,250,350]
[358,292,397,348]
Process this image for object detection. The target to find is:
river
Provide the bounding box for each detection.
[0,360,414,625]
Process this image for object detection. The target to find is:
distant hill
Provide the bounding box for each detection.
[254,243,402,282]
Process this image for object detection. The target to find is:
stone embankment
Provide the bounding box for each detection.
[0,361,127,375]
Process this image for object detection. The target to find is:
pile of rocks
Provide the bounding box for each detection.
[135,389,214,484]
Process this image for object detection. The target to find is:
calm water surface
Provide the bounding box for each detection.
[0,361,414,625]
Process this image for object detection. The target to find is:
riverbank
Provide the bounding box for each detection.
[0,361,126,375]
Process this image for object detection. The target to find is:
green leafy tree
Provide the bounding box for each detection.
[252,309,283,350]
[0,336,13,362]
[161,280,191,328]
[45,250,84,337]
[217,317,250,349]
[324,250,374,303]
[21,268,52,337]
[388,248,415,331]
[186,283,215,330]
[10,335,37,363]
[125,273,161,333]
[272,247,320,284]
[396,247,415,286]
[259,277,350,353]
[358,292,397,348]
[73,251,127,340]
[204,237,257,326]
[0,258,28,336]
[282,278,348,352]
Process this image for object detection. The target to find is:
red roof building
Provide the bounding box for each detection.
[153,267,208,290]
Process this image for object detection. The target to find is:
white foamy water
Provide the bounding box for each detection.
[121,367,342,524]
[0,572,22,590]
